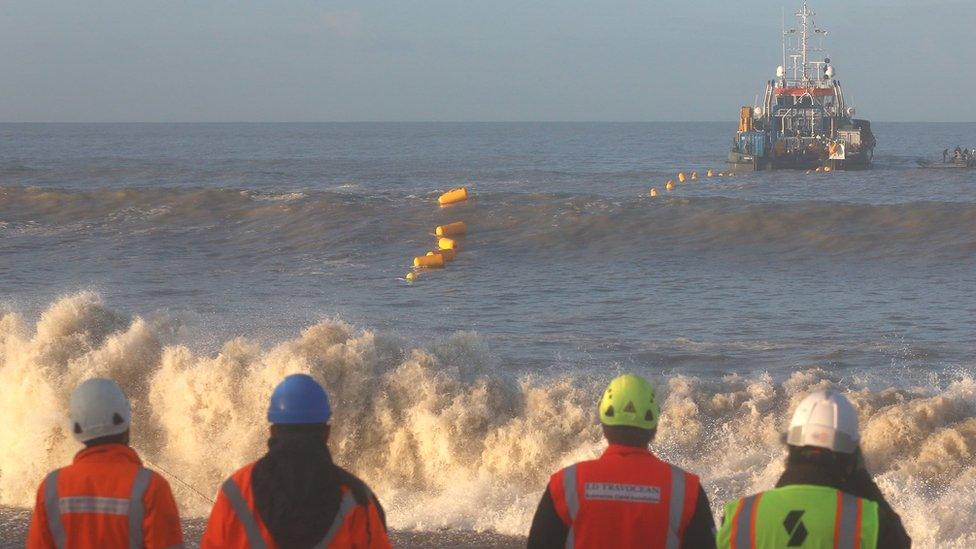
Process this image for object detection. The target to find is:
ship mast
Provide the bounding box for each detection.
[784,2,827,86]
[799,2,811,81]
[781,8,787,81]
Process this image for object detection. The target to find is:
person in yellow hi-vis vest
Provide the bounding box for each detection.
[716,390,911,549]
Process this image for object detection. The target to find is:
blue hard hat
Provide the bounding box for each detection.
[267,374,333,424]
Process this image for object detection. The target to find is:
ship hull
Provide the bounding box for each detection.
[727,150,872,172]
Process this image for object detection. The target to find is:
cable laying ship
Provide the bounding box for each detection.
[728,3,876,172]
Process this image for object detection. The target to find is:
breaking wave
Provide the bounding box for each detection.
[1,185,975,260]
[0,293,974,547]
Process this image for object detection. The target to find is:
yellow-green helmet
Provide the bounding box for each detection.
[599,374,661,430]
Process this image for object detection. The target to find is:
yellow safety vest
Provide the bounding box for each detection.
[716,484,879,549]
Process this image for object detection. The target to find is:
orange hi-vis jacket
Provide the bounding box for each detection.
[548,444,701,548]
[201,462,391,549]
[27,444,184,549]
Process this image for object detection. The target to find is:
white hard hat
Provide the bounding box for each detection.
[786,389,859,454]
[69,378,131,443]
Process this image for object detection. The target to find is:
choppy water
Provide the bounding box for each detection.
[1,123,974,547]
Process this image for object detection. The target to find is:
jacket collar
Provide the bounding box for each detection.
[776,461,846,491]
[73,443,142,465]
[601,443,653,458]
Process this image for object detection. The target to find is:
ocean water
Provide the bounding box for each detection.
[0,122,974,547]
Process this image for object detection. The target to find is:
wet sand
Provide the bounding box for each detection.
[1,506,524,548]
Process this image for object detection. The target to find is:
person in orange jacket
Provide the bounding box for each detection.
[201,373,391,549]
[27,378,184,549]
[527,374,716,548]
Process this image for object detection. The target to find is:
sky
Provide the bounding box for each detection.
[0,0,973,122]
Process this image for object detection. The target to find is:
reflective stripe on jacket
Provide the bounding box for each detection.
[548,444,701,549]
[27,444,184,549]
[716,484,880,549]
[200,462,391,549]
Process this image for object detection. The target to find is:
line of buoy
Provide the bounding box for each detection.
[648,167,736,197]
[406,188,471,282]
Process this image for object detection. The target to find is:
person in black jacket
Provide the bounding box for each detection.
[773,445,911,548]
[716,390,910,549]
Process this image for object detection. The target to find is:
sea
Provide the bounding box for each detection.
[0,122,974,547]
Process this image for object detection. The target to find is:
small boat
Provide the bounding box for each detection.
[916,159,976,169]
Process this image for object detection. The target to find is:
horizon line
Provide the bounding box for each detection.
[1,120,974,124]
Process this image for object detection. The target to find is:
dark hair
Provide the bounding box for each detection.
[252,422,342,549]
[83,430,129,448]
[602,424,656,447]
[269,422,329,438]
[788,445,856,476]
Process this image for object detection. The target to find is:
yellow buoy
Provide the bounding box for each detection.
[438,237,458,251]
[678,172,687,183]
[649,188,658,197]
[707,169,715,177]
[435,221,467,237]
[405,272,415,282]
[414,254,445,268]
[690,172,698,180]
[438,187,468,206]
[427,248,456,261]
[665,181,675,191]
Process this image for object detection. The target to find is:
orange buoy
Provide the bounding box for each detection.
[649,188,658,197]
[665,181,675,191]
[438,187,468,206]
[678,172,687,183]
[405,272,416,282]
[438,237,458,251]
[707,169,715,177]
[435,221,467,237]
[414,254,445,268]
[690,172,698,180]
[427,248,456,261]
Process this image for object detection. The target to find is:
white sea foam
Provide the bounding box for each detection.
[0,293,973,547]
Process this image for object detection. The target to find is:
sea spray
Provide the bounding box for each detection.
[0,293,974,547]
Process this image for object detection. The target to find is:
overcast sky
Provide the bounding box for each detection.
[0,0,972,122]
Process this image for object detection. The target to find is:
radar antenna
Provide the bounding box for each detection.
[785,2,828,84]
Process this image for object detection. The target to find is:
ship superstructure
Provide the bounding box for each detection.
[728,3,875,171]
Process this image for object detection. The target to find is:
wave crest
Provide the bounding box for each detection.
[0,293,973,547]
